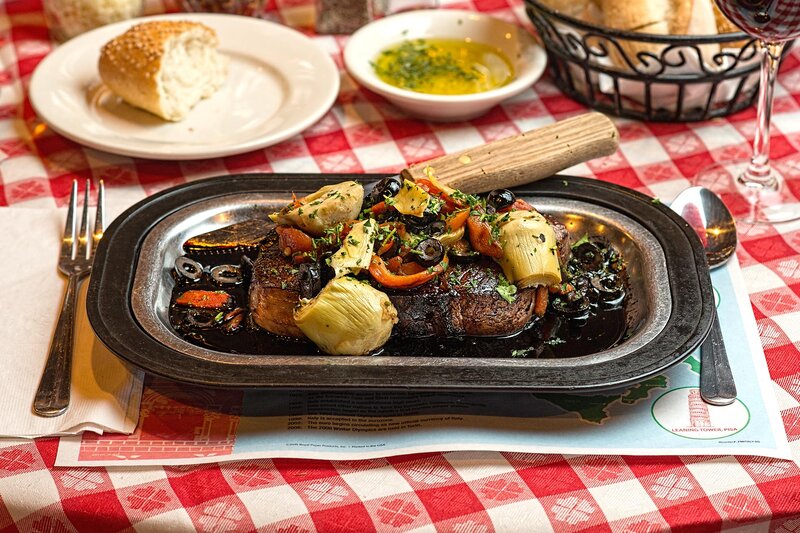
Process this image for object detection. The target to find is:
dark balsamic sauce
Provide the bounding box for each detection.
[168,242,630,359]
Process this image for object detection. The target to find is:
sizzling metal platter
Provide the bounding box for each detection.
[86,174,714,390]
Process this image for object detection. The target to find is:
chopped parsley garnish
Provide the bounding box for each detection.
[496,275,517,303]
[571,233,590,249]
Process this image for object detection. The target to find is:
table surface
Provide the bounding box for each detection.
[2,0,800,531]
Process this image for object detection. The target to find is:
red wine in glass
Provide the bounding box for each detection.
[714,0,800,42]
[694,0,800,223]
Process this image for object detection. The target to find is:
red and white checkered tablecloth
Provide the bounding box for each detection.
[2,0,800,530]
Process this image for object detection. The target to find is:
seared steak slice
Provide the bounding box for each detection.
[543,213,571,266]
[384,259,535,337]
[249,228,538,339]
[249,228,305,338]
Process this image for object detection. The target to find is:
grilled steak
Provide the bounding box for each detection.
[249,216,570,339]
[383,260,536,337]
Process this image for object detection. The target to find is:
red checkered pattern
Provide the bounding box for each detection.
[2,0,800,530]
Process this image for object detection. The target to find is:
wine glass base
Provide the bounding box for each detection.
[694,160,800,224]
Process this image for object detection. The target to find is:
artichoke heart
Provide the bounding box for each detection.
[330,219,378,277]
[269,181,363,236]
[294,277,399,356]
[392,179,430,217]
[497,210,561,289]
[436,225,464,248]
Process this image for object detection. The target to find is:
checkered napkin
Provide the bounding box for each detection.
[0,207,143,437]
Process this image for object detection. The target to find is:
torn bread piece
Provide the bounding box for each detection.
[98,20,228,121]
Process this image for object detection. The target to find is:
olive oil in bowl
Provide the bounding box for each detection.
[372,38,514,95]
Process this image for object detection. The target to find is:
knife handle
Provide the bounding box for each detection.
[401,112,619,193]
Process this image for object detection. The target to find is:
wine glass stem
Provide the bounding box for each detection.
[742,41,785,190]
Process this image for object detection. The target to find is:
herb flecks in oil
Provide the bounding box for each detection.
[371,38,514,96]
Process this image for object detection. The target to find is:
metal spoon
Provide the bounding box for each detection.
[671,186,738,406]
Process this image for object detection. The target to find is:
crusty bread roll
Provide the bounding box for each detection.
[600,0,670,67]
[600,0,719,68]
[98,20,227,121]
[541,0,603,25]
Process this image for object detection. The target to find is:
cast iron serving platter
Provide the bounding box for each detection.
[87,173,714,391]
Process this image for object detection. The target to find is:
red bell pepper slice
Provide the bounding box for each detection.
[369,254,449,289]
[276,225,314,255]
[175,290,232,309]
[466,215,503,258]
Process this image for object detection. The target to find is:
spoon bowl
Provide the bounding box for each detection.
[670,185,738,406]
[671,186,738,269]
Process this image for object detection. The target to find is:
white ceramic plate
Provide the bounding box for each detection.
[344,10,546,121]
[29,13,339,160]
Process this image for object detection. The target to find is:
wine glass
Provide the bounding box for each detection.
[695,0,800,224]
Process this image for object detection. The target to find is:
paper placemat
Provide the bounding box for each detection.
[55,258,790,466]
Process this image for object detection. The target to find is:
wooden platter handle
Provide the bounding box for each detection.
[400,112,619,193]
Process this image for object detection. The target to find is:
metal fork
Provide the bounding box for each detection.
[33,179,104,417]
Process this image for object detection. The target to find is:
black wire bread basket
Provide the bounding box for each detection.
[524,0,761,121]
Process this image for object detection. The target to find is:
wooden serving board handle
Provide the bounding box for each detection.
[400,112,619,193]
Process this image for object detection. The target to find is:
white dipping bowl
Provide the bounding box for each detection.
[343,9,546,121]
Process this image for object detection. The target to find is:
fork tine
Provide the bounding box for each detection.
[92,179,105,254]
[61,180,78,261]
[76,180,90,261]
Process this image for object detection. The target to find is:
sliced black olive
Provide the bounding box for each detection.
[590,274,624,299]
[174,256,204,281]
[366,176,403,206]
[402,211,438,233]
[415,238,444,268]
[572,241,604,271]
[487,189,515,211]
[320,261,336,286]
[428,220,446,236]
[570,275,589,294]
[185,310,218,329]
[298,263,322,299]
[210,264,243,285]
[551,294,590,318]
[590,275,625,308]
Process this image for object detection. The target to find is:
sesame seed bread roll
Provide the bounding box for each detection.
[98,20,227,121]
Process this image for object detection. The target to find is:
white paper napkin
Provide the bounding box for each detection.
[0,206,144,437]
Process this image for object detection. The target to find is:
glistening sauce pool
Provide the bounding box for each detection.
[371,38,514,95]
[168,251,629,359]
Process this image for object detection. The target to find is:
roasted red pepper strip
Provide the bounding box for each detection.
[370,201,390,216]
[377,237,396,256]
[386,255,404,273]
[369,255,449,289]
[399,261,426,275]
[534,285,548,317]
[175,290,232,309]
[467,215,503,258]
[415,178,464,212]
[446,209,470,233]
[276,225,314,255]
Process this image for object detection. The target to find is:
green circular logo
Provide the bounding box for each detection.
[651,387,750,440]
